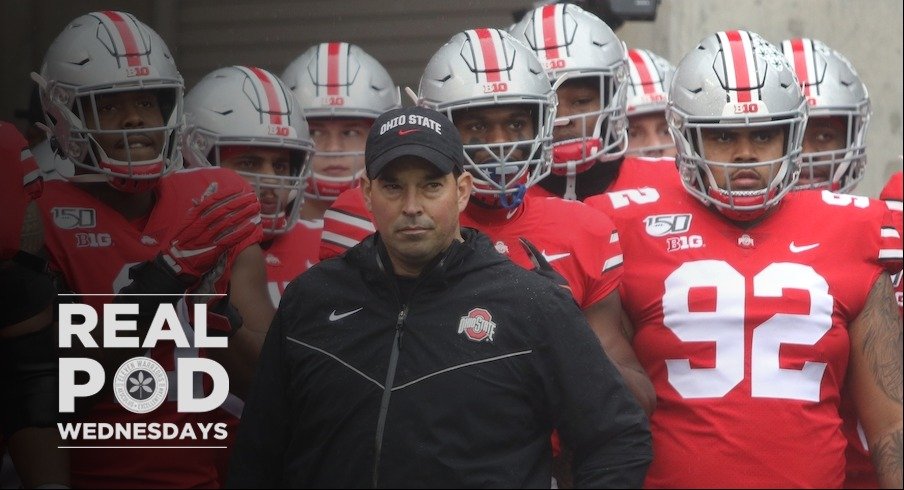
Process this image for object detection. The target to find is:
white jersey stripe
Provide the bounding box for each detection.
[321,230,364,249]
[323,209,376,232]
[602,254,623,272]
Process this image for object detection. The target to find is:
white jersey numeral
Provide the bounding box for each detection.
[662,260,833,401]
[608,187,661,209]
[821,190,870,209]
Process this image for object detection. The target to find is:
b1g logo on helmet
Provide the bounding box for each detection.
[126,66,151,78]
[268,125,295,138]
[644,214,692,237]
[458,308,497,342]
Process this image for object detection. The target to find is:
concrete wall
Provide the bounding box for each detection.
[4,0,901,195]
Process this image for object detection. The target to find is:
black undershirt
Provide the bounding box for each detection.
[537,159,624,201]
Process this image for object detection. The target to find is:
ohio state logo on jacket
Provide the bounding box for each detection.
[458,308,497,342]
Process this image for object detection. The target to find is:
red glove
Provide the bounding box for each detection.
[160,182,261,282]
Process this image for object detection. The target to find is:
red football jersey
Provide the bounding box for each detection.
[526,156,681,201]
[264,218,321,306]
[880,171,903,203]
[1,122,41,259]
[608,156,681,192]
[320,187,374,260]
[38,167,261,488]
[588,181,902,488]
[461,195,622,309]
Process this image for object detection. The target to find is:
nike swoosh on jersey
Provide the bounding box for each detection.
[789,242,820,253]
[541,251,571,263]
[329,307,364,321]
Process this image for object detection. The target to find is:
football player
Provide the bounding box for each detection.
[283,43,400,264]
[781,37,884,488]
[183,66,315,306]
[781,37,871,193]
[31,11,271,488]
[587,30,902,488]
[624,48,676,158]
[508,3,680,201]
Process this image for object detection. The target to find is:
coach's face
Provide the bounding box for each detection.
[363,156,472,277]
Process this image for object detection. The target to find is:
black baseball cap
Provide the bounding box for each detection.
[365,106,464,179]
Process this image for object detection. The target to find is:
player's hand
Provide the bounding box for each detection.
[518,237,573,295]
[160,182,261,283]
[184,292,243,338]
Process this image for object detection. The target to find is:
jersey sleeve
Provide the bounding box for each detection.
[878,205,903,275]
[1,123,41,259]
[320,188,375,260]
[879,172,903,203]
[569,204,623,308]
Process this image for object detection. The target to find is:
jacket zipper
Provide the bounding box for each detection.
[371,304,408,488]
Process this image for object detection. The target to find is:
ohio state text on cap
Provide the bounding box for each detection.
[365,106,464,179]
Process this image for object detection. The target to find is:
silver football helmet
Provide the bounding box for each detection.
[668,30,807,222]
[626,48,675,116]
[625,48,676,156]
[417,28,556,208]
[183,66,314,236]
[780,38,870,193]
[282,42,400,201]
[32,11,183,193]
[509,3,628,175]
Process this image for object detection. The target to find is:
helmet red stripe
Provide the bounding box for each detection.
[474,28,501,82]
[541,5,560,59]
[101,11,141,67]
[327,42,342,96]
[789,38,812,97]
[248,66,284,125]
[629,50,657,94]
[725,31,753,103]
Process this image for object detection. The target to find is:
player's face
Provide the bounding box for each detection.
[82,90,165,162]
[219,147,294,217]
[700,126,785,191]
[309,118,371,178]
[627,112,675,157]
[554,78,600,143]
[453,104,535,164]
[364,156,471,277]
[800,115,847,186]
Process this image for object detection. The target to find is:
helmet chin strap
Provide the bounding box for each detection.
[499,185,526,209]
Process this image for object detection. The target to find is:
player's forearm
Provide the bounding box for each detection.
[871,424,902,489]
